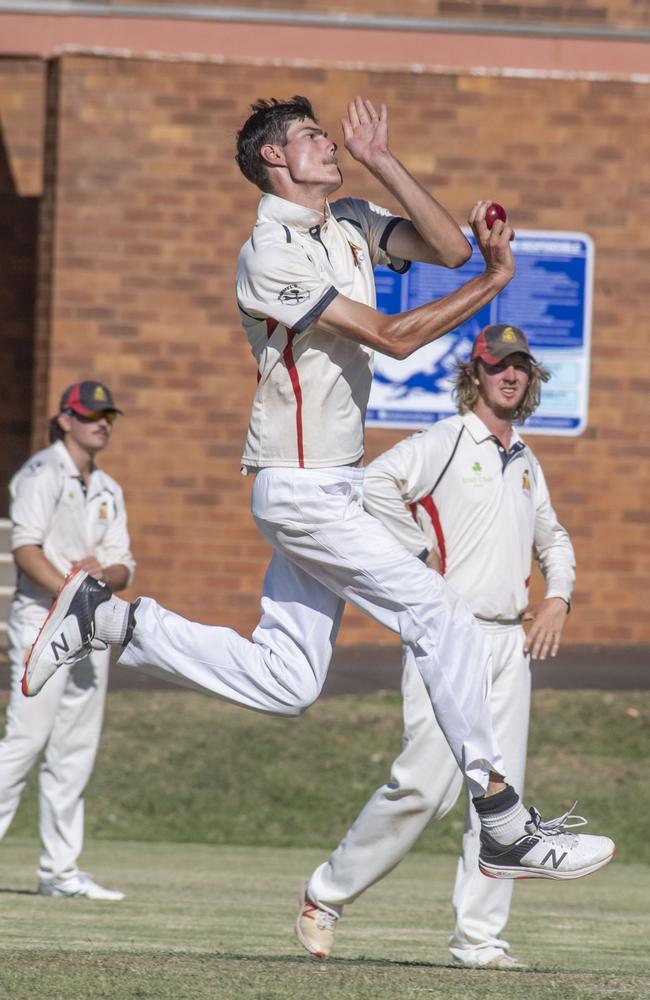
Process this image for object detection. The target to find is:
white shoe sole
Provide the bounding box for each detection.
[480,845,616,880]
[38,885,126,901]
[22,568,89,696]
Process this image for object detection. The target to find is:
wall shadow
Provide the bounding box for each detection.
[0,133,38,515]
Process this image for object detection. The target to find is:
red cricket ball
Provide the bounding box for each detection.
[485,202,507,229]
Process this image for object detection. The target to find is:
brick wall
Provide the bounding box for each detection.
[24,54,650,645]
[107,0,650,29]
[0,58,45,198]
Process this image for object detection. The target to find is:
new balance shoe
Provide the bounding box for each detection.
[479,802,615,881]
[295,883,338,958]
[22,569,112,697]
[38,872,125,901]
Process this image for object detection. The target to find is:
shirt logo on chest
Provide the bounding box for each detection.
[347,239,365,268]
[462,461,495,486]
[522,469,531,494]
[98,501,109,521]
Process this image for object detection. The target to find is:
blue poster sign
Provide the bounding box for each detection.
[368,230,594,436]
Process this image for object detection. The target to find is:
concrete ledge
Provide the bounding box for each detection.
[106,643,650,693]
[0,644,647,693]
[321,644,650,696]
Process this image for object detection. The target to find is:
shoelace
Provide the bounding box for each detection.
[304,902,337,931]
[525,801,588,846]
[62,635,108,668]
[314,909,337,931]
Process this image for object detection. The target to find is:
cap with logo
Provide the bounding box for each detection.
[59,381,122,416]
[471,324,536,365]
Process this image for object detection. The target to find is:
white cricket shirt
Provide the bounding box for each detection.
[10,440,135,612]
[363,411,575,621]
[236,193,408,470]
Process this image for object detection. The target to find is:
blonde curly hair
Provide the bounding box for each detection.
[452,356,551,424]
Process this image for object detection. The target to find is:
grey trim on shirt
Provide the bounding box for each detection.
[292,286,339,335]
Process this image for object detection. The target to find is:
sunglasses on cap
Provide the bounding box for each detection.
[65,408,119,425]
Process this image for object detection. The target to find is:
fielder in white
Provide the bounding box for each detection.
[0,381,134,899]
[23,97,614,904]
[297,323,576,967]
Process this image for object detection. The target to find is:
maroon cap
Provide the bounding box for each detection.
[471,324,536,365]
[59,381,122,416]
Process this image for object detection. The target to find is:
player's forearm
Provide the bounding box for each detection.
[535,526,575,603]
[367,149,470,267]
[379,267,509,359]
[363,470,428,555]
[321,267,509,359]
[540,562,575,605]
[13,545,65,597]
[101,563,130,592]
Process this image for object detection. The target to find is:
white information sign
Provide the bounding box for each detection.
[368,230,594,436]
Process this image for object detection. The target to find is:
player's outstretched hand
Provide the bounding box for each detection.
[341,96,389,167]
[523,596,570,660]
[469,199,516,289]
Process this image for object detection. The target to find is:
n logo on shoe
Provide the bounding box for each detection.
[50,633,70,662]
[541,848,568,869]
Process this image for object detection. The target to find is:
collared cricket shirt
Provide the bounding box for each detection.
[10,440,135,612]
[363,411,575,620]
[236,193,408,470]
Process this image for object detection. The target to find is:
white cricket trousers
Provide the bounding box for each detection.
[119,466,504,796]
[0,604,109,881]
[307,623,531,965]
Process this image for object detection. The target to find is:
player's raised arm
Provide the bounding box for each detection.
[318,199,515,360]
[341,96,471,268]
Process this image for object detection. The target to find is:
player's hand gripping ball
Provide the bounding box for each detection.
[485,202,507,229]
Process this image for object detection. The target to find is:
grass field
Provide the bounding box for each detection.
[3,689,646,860]
[0,689,647,999]
[0,840,648,1000]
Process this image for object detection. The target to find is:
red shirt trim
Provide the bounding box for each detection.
[282,330,304,468]
[413,495,447,575]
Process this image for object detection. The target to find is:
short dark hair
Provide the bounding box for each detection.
[235,96,317,192]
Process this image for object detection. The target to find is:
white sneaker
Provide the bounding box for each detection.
[479,802,615,880]
[38,872,125,901]
[295,883,338,957]
[22,569,112,697]
[453,952,526,969]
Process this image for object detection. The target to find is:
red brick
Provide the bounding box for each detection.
[0,54,637,646]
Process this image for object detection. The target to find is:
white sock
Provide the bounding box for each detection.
[480,800,531,845]
[94,595,130,645]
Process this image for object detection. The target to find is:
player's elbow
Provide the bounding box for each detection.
[391,343,415,361]
[381,336,417,361]
[376,343,406,361]
[375,318,413,360]
[447,241,473,268]
[434,236,472,270]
